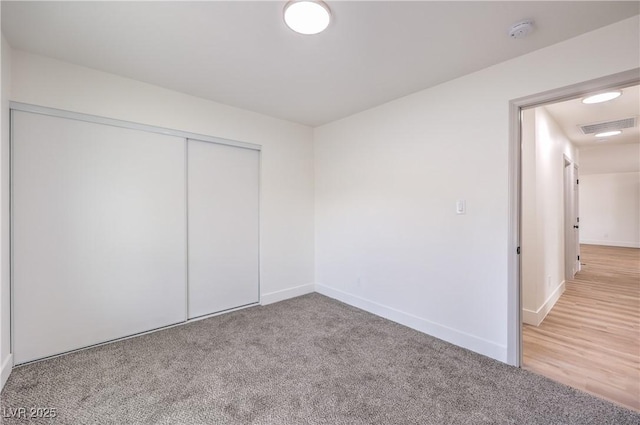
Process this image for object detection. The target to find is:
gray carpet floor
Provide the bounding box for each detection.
[1,293,638,424]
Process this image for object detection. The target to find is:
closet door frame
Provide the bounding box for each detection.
[9,102,261,364]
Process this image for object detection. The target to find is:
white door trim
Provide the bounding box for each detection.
[573,163,581,275]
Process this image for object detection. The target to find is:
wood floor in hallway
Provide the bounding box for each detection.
[523,244,640,412]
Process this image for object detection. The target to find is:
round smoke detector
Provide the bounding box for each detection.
[509,20,534,39]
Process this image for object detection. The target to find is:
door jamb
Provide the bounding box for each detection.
[573,163,581,275]
[507,68,639,367]
[563,155,576,281]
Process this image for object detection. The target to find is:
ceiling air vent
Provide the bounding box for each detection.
[579,117,637,135]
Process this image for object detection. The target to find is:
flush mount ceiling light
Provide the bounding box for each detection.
[595,130,622,138]
[582,91,622,104]
[284,0,331,35]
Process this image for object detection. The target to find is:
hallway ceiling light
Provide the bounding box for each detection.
[284,0,331,35]
[582,91,622,104]
[595,130,622,138]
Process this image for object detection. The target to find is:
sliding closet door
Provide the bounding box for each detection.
[187,140,259,318]
[12,111,187,364]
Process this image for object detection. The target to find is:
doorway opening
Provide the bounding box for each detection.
[508,69,640,411]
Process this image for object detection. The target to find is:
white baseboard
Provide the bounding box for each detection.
[1,353,13,391]
[261,283,315,306]
[522,280,566,326]
[315,284,507,362]
[580,240,640,248]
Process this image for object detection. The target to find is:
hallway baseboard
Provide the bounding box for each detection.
[522,281,566,326]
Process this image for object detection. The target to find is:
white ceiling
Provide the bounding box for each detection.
[2,1,639,127]
[544,85,640,148]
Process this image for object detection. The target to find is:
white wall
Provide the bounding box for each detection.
[1,47,315,388]
[580,143,640,175]
[520,109,540,325]
[521,107,577,326]
[579,143,640,248]
[0,34,12,390]
[314,16,640,362]
[9,49,315,302]
[580,172,640,248]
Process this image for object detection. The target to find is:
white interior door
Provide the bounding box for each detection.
[12,111,187,364]
[564,158,576,279]
[564,158,581,279]
[187,139,259,319]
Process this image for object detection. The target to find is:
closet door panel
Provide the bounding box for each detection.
[13,111,187,364]
[187,140,259,318]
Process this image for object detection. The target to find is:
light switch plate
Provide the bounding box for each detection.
[456,200,466,215]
